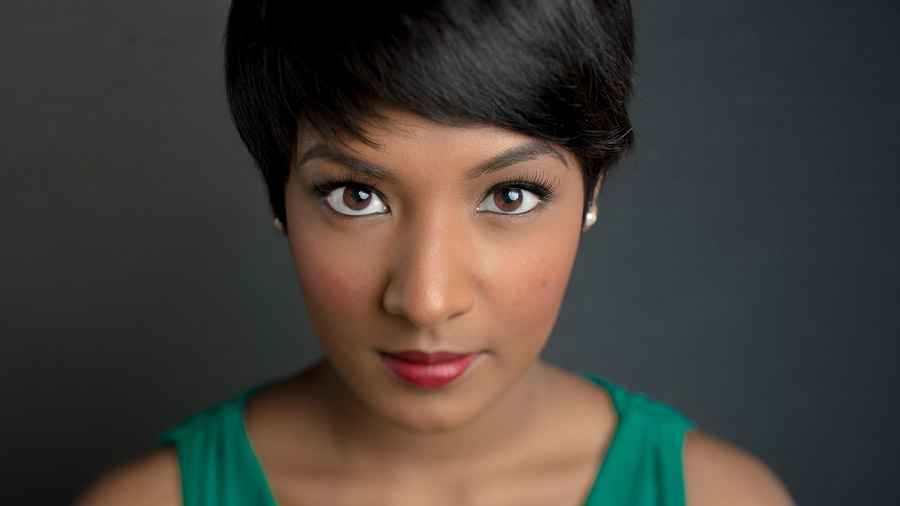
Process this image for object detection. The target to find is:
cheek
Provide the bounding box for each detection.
[482,224,581,342]
[289,229,385,331]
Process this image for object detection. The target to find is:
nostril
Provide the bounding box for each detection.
[384,291,454,328]
[381,272,475,329]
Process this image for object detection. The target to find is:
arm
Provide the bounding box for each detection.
[73,446,181,506]
[683,431,795,506]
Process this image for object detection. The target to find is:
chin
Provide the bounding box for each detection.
[371,388,491,433]
[382,405,482,433]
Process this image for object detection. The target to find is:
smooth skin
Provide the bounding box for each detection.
[76,107,794,506]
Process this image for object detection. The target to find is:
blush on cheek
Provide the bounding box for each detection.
[489,252,574,338]
[292,242,380,324]
[524,265,571,329]
[507,221,581,332]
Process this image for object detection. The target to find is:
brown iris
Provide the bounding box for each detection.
[343,185,372,211]
[493,188,522,212]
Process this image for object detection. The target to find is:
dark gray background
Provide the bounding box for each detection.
[2,1,898,504]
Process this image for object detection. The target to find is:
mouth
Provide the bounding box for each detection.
[378,350,481,388]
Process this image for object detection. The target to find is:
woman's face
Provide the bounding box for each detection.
[283,107,587,431]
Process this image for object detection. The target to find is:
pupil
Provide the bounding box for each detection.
[351,188,370,203]
[500,189,520,205]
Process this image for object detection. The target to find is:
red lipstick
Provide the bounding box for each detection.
[379,350,480,388]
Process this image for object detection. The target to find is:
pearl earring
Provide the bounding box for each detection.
[273,216,286,234]
[583,207,598,231]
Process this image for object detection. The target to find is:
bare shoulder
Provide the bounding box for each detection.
[683,431,794,506]
[74,446,181,506]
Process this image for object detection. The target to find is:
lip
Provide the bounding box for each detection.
[379,350,480,388]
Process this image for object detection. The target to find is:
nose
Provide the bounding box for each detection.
[382,214,476,329]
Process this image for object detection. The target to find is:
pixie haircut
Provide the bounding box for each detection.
[225,0,635,225]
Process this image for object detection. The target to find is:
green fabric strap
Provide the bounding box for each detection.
[157,374,694,506]
[156,384,277,506]
[579,374,695,506]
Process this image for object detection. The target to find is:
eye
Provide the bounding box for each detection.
[477,187,543,215]
[324,184,388,216]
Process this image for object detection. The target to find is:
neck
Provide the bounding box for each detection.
[314,359,552,472]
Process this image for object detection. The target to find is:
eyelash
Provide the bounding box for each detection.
[310,172,559,211]
[311,173,379,199]
[482,173,559,206]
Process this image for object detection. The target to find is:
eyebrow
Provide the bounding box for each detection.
[296,144,397,182]
[465,140,569,178]
[295,140,569,180]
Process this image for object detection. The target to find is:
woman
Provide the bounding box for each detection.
[78,0,793,504]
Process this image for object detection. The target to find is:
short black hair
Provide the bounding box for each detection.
[225,0,635,225]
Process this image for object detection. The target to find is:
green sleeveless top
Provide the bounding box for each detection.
[157,373,695,506]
